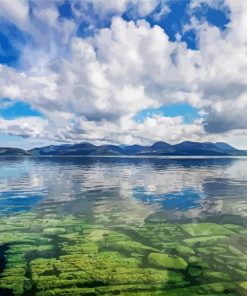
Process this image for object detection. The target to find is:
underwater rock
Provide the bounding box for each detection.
[30,251,180,293]
[181,223,234,237]
[118,282,237,296]
[184,236,229,247]
[102,231,157,254]
[188,256,209,268]
[188,266,202,277]
[0,212,246,296]
[148,253,188,270]
[239,281,247,290]
[203,271,231,281]
[227,245,245,256]
[196,246,228,255]
[43,227,66,236]
[159,243,195,256]
[61,242,99,254]
[0,275,31,295]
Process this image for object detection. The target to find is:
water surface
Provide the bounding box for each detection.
[1,157,247,295]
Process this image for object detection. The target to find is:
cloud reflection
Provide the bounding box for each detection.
[0,157,247,225]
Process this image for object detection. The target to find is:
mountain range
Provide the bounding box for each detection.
[0,141,246,156]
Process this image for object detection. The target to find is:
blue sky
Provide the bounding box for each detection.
[134,103,202,123]
[0,0,246,149]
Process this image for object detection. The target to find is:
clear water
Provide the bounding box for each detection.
[1,157,247,295]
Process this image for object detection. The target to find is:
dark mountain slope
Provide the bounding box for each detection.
[28,141,247,156]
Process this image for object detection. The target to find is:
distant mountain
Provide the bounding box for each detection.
[0,147,30,156]
[27,141,247,156]
[0,141,246,157]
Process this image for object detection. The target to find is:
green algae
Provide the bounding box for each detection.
[148,253,188,270]
[43,227,66,236]
[181,223,234,237]
[183,235,229,247]
[203,272,231,281]
[159,243,195,256]
[188,266,202,277]
[1,212,247,295]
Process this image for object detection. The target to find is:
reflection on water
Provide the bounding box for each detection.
[1,157,247,295]
[1,157,247,224]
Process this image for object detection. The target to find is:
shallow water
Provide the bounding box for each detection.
[1,157,247,295]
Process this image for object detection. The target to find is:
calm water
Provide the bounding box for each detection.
[1,157,247,295]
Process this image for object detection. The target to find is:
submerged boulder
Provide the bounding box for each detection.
[148,253,188,270]
[181,223,234,237]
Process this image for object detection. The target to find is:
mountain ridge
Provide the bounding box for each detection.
[0,141,246,156]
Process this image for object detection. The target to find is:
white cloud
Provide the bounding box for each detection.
[72,0,160,17]
[0,0,30,31]
[0,117,48,138]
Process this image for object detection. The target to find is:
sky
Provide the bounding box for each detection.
[0,0,246,149]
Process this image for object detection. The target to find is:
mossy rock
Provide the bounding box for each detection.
[148,253,188,270]
[43,227,66,236]
[33,275,85,290]
[118,282,237,295]
[102,231,157,254]
[239,281,247,290]
[184,236,229,247]
[36,287,96,296]
[84,229,110,242]
[223,224,243,232]
[203,271,231,281]
[7,243,53,254]
[227,245,245,256]
[30,251,180,291]
[197,246,228,255]
[181,223,234,237]
[61,242,99,254]
[0,212,244,296]
[238,229,247,236]
[31,258,57,276]
[159,243,195,256]
[0,275,31,295]
[188,266,202,277]
[131,223,184,245]
[228,266,247,279]
[0,232,38,245]
[188,256,209,268]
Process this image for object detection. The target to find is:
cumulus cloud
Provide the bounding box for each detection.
[72,0,160,18]
[0,117,48,138]
[0,0,247,147]
[0,0,30,31]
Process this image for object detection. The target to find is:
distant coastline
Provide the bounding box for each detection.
[1,141,247,157]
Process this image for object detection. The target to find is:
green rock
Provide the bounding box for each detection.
[184,236,228,247]
[181,223,234,237]
[227,245,245,256]
[203,271,231,281]
[36,287,96,296]
[159,243,195,256]
[43,227,66,235]
[228,267,247,279]
[0,275,31,295]
[84,229,110,241]
[102,231,156,254]
[61,242,99,254]
[148,253,188,270]
[0,212,244,295]
[197,246,228,255]
[188,256,209,268]
[240,281,247,290]
[188,266,202,277]
[223,224,243,232]
[238,229,247,236]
